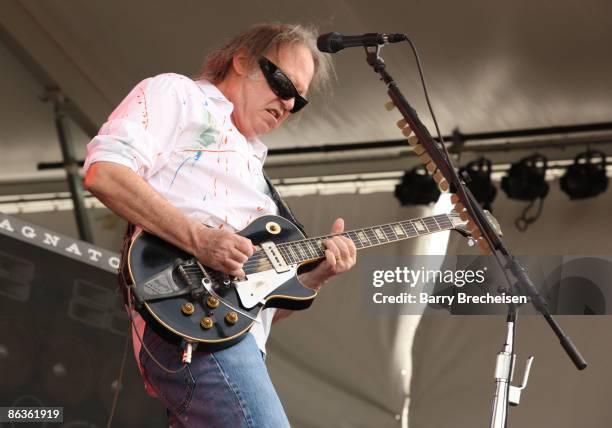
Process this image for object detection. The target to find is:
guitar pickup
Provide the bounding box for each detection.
[260,241,291,273]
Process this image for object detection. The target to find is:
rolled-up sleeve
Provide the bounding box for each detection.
[84,74,186,179]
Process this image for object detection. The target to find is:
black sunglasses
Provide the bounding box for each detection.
[258,57,308,113]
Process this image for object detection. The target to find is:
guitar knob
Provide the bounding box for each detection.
[206,296,220,308]
[181,302,195,315]
[225,311,238,325]
[200,317,214,329]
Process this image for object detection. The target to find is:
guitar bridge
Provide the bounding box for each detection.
[261,241,291,273]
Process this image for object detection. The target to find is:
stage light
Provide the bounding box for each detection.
[501,154,549,231]
[501,154,549,201]
[560,150,608,199]
[394,166,440,205]
[459,157,497,210]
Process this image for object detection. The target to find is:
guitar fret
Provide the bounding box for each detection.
[423,217,440,232]
[278,246,292,264]
[373,227,388,242]
[435,214,452,229]
[357,230,371,247]
[401,221,417,236]
[293,242,307,260]
[273,214,460,266]
[364,228,380,245]
[382,224,397,241]
[308,240,318,258]
[309,239,324,257]
[412,219,428,234]
[431,216,443,230]
[348,231,363,248]
[298,241,311,259]
[287,244,299,261]
[392,223,407,238]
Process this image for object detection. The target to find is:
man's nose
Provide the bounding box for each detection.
[280,97,295,112]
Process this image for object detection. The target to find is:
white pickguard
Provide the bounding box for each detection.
[236,266,298,309]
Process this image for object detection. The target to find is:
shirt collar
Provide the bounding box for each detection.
[196,79,233,112]
[196,79,270,163]
[250,137,268,164]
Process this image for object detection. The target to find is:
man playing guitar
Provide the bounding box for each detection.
[84,23,357,427]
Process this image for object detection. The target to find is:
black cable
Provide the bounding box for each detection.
[126,287,188,375]
[402,37,514,291]
[516,199,544,231]
[403,38,452,166]
[402,36,521,424]
[105,326,130,428]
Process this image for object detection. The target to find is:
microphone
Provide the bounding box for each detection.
[317,32,407,53]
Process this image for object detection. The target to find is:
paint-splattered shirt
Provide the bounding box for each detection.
[84,73,279,361]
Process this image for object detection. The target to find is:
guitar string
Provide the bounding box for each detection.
[182,214,459,272]
[180,213,460,273]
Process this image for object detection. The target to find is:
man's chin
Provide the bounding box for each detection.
[254,122,278,137]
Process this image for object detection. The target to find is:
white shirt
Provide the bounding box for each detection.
[84,73,279,360]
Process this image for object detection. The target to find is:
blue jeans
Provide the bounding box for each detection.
[140,325,290,428]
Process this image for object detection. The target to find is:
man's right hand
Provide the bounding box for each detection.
[193,228,255,279]
[85,162,256,280]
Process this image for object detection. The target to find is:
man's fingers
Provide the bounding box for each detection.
[324,239,339,258]
[324,249,337,267]
[333,237,351,260]
[229,268,246,280]
[235,237,255,257]
[343,236,357,258]
[231,248,250,264]
[330,218,344,234]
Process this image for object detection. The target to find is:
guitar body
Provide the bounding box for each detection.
[127,215,317,351]
[125,210,484,352]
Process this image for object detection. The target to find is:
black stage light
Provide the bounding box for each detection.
[501,154,549,200]
[501,154,549,231]
[560,150,608,199]
[459,157,497,211]
[394,166,440,205]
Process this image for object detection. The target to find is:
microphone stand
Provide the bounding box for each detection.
[362,45,587,427]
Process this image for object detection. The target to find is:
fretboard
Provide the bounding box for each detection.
[275,213,458,265]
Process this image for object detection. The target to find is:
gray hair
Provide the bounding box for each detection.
[197,22,334,94]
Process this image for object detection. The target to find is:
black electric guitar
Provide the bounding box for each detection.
[127,212,499,350]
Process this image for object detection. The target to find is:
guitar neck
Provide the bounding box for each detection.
[276,213,458,265]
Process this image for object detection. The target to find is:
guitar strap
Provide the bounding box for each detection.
[263,171,307,237]
[263,171,321,274]
[117,172,309,306]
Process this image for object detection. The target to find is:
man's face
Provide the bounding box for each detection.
[231,43,315,139]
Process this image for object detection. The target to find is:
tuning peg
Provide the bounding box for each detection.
[433,170,450,191]
[418,153,432,165]
[452,202,465,213]
[413,144,426,156]
[459,211,469,221]
[477,238,492,255]
[397,118,408,128]
[402,127,413,137]
[451,194,460,204]
[385,101,396,111]
[470,228,482,239]
[407,135,419,146]
[426,163,437,174]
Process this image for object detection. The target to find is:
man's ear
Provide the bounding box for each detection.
[231,51,251,77]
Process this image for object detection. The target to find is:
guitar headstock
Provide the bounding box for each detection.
[449,208,503,254]
[386,102,502,255]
